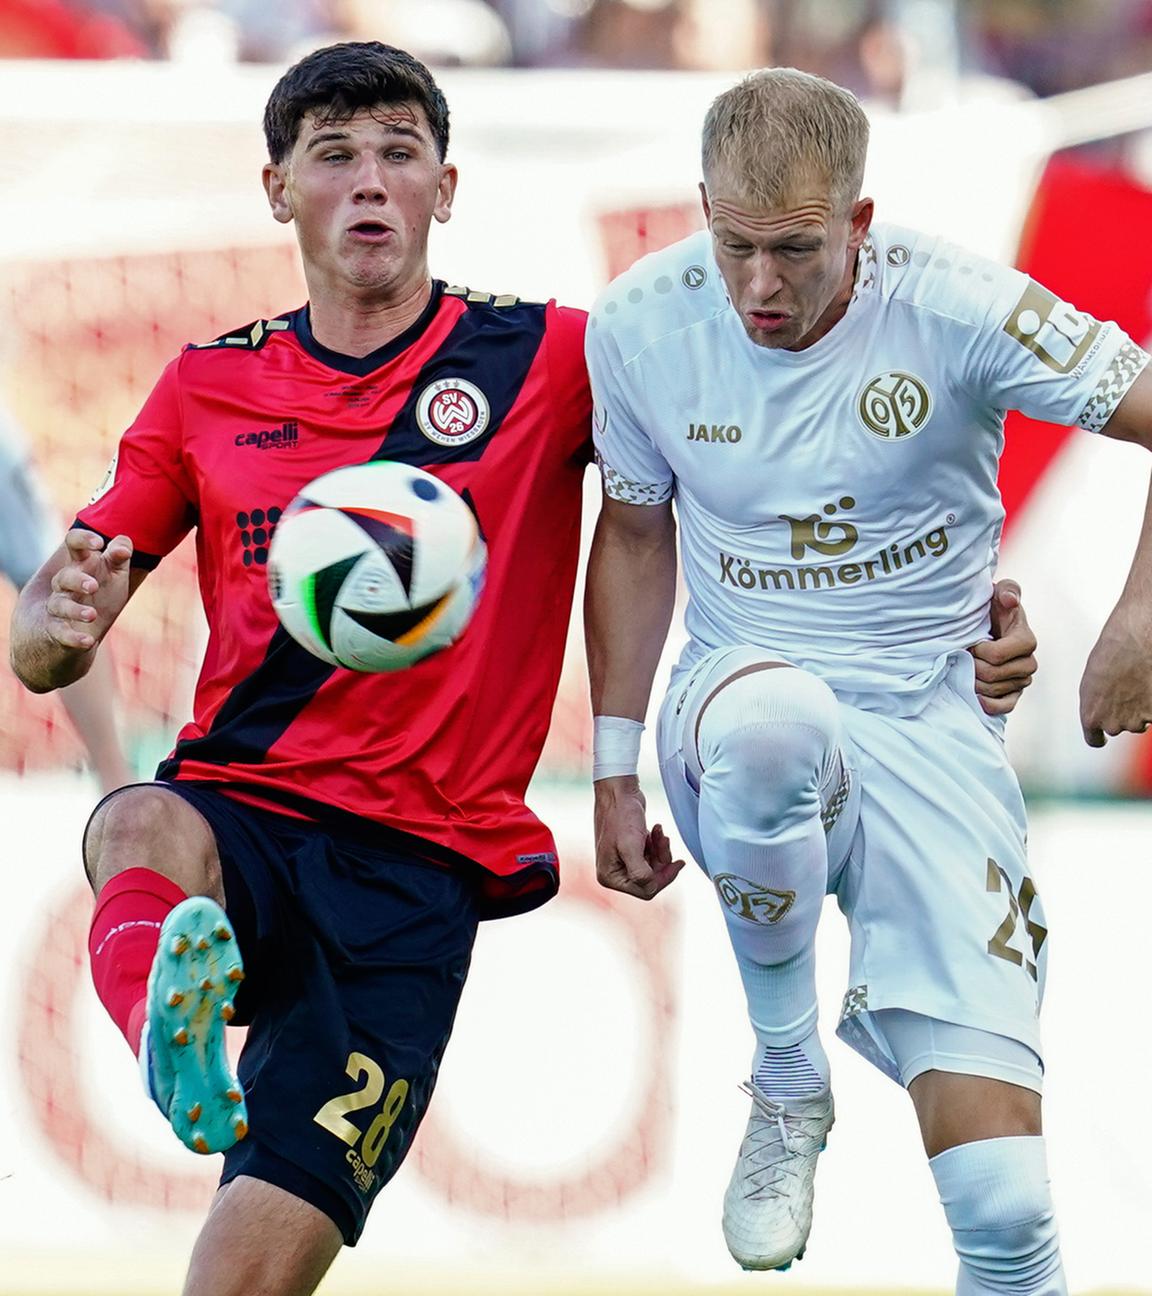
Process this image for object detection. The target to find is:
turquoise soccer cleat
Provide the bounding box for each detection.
[142,896,249,1155]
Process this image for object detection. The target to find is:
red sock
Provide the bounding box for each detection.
[88,868,188,1054]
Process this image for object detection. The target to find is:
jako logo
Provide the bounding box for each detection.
[686,423,742,443]
[235,420,299,450]
[780,496,858,559]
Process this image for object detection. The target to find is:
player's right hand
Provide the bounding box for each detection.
[46,529,134,652]
[593,776,685,900]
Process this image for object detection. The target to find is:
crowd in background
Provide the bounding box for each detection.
[1,0,1150,104]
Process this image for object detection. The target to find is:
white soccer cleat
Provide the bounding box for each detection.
[721,1080,834,1272]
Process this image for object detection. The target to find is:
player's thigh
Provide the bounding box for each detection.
[82,781,224,901]
[834,671,1044,1081]
[871,1007,1043,1156]
[656,646,858,876]
[184,1177,342,1296]
[908,1069,1042,1160]
[220,838,480,1247]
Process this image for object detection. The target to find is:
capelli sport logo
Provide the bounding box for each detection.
[235,420,300,451]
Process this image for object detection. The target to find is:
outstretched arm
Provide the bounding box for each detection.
[585,493,684,899]
[1079,366,1152,746]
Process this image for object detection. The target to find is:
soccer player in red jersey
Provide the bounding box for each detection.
[10,41,1038,1296]
[12,42,587,1295]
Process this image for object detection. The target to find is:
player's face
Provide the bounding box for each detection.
[263,104,456,301]
[702,178,873,351]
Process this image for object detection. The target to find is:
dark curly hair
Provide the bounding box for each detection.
[263,42,450,164]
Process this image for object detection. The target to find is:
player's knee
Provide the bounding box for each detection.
[84,785,217,894]
[933,1137,1064,1293]
[697,666,839,821]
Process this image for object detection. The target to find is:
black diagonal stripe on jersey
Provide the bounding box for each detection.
[160,300,547,778]
[368,300,547,467]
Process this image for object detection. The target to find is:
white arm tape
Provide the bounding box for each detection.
[592,715,645,781]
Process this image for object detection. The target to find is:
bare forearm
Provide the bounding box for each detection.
[1115,469,1152,608]
[585,503,677,721]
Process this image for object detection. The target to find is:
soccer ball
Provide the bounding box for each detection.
[267,461,486,672]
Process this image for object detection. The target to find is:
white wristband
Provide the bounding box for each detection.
[592,715,645,781]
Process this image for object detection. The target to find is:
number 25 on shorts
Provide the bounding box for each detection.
[314,1051,410,1172]
[985,858,1048,982]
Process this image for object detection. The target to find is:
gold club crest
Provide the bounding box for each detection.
[857,371,933,441]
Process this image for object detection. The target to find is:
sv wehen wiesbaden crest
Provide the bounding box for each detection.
[416,378,491,446]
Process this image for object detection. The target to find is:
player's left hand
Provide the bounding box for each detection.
[594,777,685,900]
[1079,599,1152,746]
[970,579,1038,716]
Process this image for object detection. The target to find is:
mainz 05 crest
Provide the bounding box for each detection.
[857,370,933,440]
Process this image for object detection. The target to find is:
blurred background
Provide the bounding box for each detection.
[0,2,1150,1294]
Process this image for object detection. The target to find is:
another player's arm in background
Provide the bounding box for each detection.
[56,653,134,793]
[11,529,147,695]
[585,492,685,900]
[1078,364,1152,745]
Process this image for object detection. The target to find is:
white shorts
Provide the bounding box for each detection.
[657,646,1046,1086]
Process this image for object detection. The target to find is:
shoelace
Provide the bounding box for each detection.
[736,1081,825,1201]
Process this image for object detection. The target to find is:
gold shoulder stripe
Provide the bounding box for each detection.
[189,318,292,351]
[443,286,521,308]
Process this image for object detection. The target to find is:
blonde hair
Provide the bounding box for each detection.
[702,68,869,212]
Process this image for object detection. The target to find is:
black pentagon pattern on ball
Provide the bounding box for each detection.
[340,510,416,598]
[344,594,449,642]
[306,554,360,651]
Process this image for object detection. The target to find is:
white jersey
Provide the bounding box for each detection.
[588,224,1149,704]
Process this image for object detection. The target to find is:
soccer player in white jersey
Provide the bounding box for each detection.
[585,69,1152,1293]
[0,402,129,793]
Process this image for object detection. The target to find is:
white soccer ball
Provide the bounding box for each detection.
[267,461,486,672]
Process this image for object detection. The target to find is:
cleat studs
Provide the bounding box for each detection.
[192,1133,209,1154]
[226,966,245,983]
[167,990,185,1007]
[215,926,233,942]
[173,1028,189,1046]
[187,1103,202,1124]
[226,1088,243,1104]
[220,1003,235,1022]
[196,937,211,951]
[172,936,190,955]
[200,978,213,991]
[233,1117,249,1141]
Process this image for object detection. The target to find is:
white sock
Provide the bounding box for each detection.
[931,1136,1066,1295]
[752,1030,829,1101]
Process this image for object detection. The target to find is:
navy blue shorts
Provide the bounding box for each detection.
[151,782,479,1244]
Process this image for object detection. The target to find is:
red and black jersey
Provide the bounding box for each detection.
[78,283,592,918]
